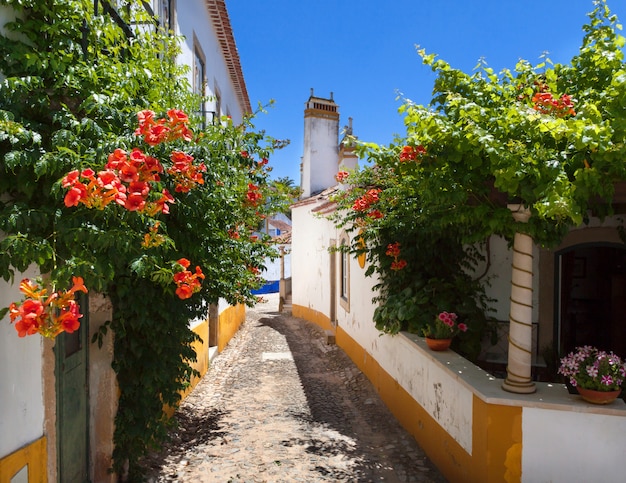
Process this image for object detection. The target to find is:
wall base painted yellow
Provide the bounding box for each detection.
[217,304,246,353]
[0,437,47,483]
[292,304,333,332]
[294,304,522,483]
[168,303,247,416]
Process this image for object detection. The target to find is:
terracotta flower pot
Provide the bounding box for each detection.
[576,387,621,405]
[425,337,452,351]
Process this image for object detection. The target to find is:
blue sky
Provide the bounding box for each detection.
[227,1,626,183]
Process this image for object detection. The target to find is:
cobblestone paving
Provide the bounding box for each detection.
[142,295,448,482]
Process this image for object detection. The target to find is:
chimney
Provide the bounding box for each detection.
[300,90,340,198]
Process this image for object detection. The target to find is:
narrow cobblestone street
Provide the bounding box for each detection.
[142,295,447,482]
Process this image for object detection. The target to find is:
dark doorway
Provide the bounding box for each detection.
[556,245,626,359]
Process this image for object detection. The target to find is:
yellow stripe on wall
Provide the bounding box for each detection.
[217,304,245,353]
[0,437,47,483]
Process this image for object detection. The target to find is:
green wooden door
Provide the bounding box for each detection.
[56,293,89,483]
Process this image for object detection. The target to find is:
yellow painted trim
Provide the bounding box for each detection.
[0,436,47,483]
[357,231,366,269]
[175,319,210,404]
[292,304,333,332]
[295,303,524,483]
[473,396,522,483]
[217,304,245,353]
[167,304,246,416]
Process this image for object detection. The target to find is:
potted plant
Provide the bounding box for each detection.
[421,311,468,351]
[558,346,626,404]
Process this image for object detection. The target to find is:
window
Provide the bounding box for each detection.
[339,232,350,312]
[154,0,176,32]
[193,36,207,127]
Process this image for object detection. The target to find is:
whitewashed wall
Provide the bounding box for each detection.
[176,0,246,124]
[260,248,291,282]
[0,264,45,458]
[522,407,626,482]
[291,203,337,314]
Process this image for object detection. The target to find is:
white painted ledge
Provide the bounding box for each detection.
[400,332,626,416]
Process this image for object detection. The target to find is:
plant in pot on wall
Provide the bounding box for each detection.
[422,311,468,351]
[558,346,626,404]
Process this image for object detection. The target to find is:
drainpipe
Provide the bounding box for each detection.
[502,204,536,394]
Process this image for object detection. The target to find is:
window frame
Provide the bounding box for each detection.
[339,232,350,312]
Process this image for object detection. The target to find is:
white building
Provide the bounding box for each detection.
[0,2,250,481]
[291,91,626,483]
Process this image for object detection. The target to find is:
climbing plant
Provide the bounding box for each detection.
[331,0,626,359]
[0,0,288,478]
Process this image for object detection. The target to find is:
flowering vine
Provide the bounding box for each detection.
[335,170,350,183]
[399,145,426,162]
[59,109,208,299]
[531,91,576,117]
[9,277,88,338]
[172,258,205,300]
[385,242,407,271]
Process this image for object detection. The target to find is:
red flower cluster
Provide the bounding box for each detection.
[399,145,426,162]
[9,277,88,338]
[173,258,205,300]
[531,92,576,117]
[335,170,350,182]
[246,183,263,206]
[135,109,193,146]
[385,242,407,271]
[62,168,127,210]
[168,150,206,193]
[352,188,381,212]
[105,147,175,214]
[62,110,207,216]
[63,147,176,216]
[385,242,401,258]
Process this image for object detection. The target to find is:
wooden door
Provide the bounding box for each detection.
[55,293,89,482]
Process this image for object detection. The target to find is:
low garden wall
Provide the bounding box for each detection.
[295,303,626,483]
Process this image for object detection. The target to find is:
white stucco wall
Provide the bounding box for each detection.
[291,202,337,314]
[0,265,45,458]
[175,0,246,124]
[260,249,290,282]
[522,407,626,482]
